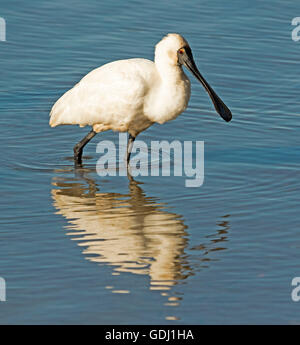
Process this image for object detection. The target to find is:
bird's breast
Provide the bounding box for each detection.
[144,74,191,124]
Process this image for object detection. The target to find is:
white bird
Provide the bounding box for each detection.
[49,33,232,166]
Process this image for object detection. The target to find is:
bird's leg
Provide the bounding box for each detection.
[126,133,136,166]
[73,129,97,167]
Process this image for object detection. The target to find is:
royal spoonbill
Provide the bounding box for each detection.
[49,33,232,166]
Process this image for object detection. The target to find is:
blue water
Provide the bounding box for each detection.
[0,0,300,324]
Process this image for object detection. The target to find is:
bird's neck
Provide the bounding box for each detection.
[155,58,185,84]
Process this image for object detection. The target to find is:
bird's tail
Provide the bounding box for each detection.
[49,111,58,127]
[49,86,77,127]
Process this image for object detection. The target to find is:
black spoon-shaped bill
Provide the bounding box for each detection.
[178,47,232,122]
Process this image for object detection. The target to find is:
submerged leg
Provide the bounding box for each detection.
[126,133,136,165]
[73,129,97,166]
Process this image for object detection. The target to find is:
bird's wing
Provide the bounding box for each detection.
[49,59,156,128]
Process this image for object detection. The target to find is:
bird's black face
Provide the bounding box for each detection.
[177,46,232,122]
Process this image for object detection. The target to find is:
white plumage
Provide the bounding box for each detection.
[49,33,231,166]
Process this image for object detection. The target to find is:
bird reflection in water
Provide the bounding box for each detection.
[51,169,191,294]
[51,169,230,319]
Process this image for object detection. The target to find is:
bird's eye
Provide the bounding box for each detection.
[178,48,185,54]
